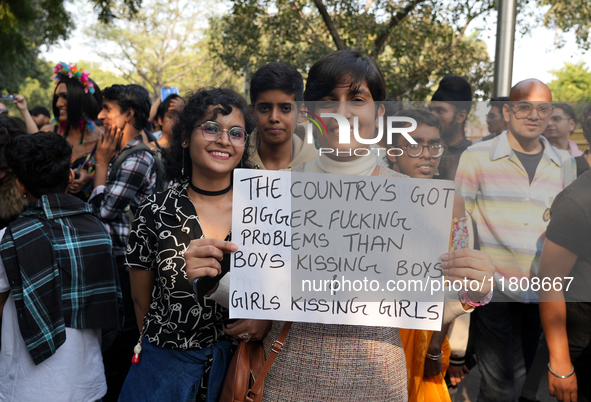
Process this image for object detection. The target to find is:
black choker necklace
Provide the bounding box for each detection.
[189,178,233,196]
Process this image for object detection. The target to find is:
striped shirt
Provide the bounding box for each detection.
[455,132,575,302]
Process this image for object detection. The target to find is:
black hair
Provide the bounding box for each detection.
[164,88,255,182]
[52,75,102,126]
[304,50,386,103]
[389,109,443,146]
[386,109,442,170]
[488,96,509,111]
[250,62,304,104]
[5,132,72,198]
[156,94,181,123]
[552,103,577,126]
[30,106,50,118]
[0,115,26,168]
[383,98,403,117]
[102,84,151,131]
[581,102,591,145]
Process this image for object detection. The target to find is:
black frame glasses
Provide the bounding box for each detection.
[194,121,248,145]
[398,143,445,158]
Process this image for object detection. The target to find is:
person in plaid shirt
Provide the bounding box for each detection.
[0,133,122,401]
[90,84,156,400]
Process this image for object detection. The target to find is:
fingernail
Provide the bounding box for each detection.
[230,243,238,251]
[441,260,449,267]
[441,253,449,260]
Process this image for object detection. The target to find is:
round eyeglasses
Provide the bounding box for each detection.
[194,121,248,145]
[398,143,445,158]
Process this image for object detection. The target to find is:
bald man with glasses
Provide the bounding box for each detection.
[455,79,576,402]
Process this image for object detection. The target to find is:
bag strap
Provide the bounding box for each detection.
[108,143,153,183]
[245,322,292,402]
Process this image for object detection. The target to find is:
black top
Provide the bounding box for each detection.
[437,137,472,180]
[546,169,591,303]
[126,181,232,349]
[513,148,544,184]
[575,151,590,177]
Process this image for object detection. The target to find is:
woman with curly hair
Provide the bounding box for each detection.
[120,88,270,402]
[41,62,103,201]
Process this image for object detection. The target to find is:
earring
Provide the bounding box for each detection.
[181,148,185,176]
[22,194,27,199]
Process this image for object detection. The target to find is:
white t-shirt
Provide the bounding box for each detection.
[0,228,107,402]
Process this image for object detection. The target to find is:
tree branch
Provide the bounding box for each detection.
[356,0,375,47]
[291,1,324,47]
[312,0,345,50]
[451,4,494,48]
[373,0,426,56]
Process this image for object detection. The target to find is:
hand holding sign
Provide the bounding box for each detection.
[441,249,495,298]
[185,238,238,281]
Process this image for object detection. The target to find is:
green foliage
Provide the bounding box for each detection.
[0,0,72,92]
[88,0,241,99]
[548,62,591,102]
[538,0,591,50]
[209,0,495,100]
[76,61,133,90]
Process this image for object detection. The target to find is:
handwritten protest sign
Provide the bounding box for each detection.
[230,169,454,330]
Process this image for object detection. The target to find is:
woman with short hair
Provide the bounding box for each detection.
[186,50,495,401]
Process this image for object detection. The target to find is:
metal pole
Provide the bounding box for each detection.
[493,0,518,97]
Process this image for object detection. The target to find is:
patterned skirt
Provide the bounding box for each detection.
[262,321,408,401]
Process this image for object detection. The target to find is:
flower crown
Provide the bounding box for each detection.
[53,62,95,94]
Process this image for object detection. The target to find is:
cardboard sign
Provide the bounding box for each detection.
[230,169,454,330]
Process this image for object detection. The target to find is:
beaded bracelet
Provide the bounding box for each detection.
[426,350,443,361]
[548,363,575,379]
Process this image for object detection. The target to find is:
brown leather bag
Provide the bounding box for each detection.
[219,322,292,402]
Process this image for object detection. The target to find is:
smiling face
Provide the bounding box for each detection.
[54,83,68,123]
[312,79,383,161]
[185,105,246,178]
[98,99,129,130]
[388,124,443,179]
[253,89,296,147]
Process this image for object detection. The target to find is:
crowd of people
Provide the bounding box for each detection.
[0,49,589,402]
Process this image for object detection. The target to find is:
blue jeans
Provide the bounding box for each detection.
[474,296,542,402]
[118,337,233,402]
